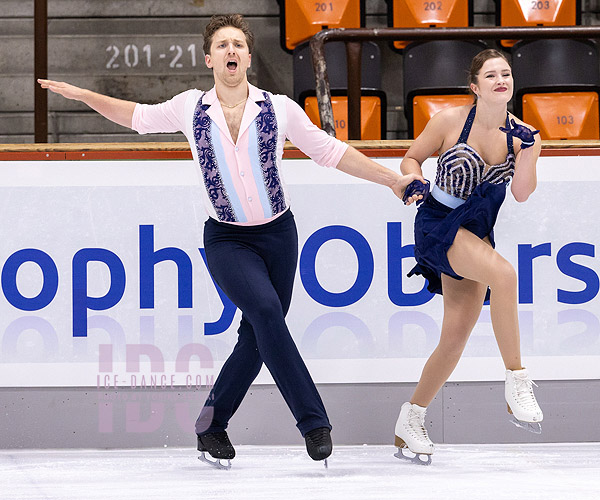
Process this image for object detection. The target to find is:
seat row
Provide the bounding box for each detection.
[296,37,600,141]
[279,0,582,53]
[283,0,597,140]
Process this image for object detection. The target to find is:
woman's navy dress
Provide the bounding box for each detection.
[409,106,517,295]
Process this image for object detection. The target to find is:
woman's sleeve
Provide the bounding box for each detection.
[131,89,194,134]
[283,97,348,168]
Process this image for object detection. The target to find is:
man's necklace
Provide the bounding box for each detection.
[219,98,247,109]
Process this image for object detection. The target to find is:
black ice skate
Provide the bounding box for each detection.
[305,427,332,468]
[197,432,235,470]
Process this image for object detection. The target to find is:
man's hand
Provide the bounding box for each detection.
[37,79,86,101]
[37,79,136,129]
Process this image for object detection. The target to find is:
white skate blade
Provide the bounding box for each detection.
[508,415,542,435]
[394,447,432,466]
[198,452,232,470]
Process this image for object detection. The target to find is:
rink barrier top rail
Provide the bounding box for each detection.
[0,141,599,161]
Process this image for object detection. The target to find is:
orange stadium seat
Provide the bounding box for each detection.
[412,94,476,137]
[497,0,581,48]
[279,0,365,53]
[403,40,486,138]
[293,40,386,139]
[388,0,472,50]
[303,93,385,140]
[522,92,599,140]
[512,39,600,140]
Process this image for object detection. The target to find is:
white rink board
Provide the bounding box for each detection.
[0,155,599,387]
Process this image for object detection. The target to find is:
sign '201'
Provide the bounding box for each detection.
[315,2,334,11]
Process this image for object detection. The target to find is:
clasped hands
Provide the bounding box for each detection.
[401,178,430,206]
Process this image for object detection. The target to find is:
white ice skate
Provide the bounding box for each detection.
[505,368,543,434]
[394,402,434,466]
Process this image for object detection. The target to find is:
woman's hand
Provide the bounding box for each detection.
[500,118,540,149]
[392,174,430,205]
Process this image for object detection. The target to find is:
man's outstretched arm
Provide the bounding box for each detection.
[38,79,137,129]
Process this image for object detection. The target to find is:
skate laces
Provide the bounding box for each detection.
[407,407,430,441]
[305,427,332,461]
[200,432,235,454]
[306,427,330,446]
[513,374,539,410]
[208,431,230,444]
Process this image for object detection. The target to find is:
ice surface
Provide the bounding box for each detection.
[2,443,599,500]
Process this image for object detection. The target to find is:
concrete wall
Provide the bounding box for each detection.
[1,380,598,449]
[3,0,600,142]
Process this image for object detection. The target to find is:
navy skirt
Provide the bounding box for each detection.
[408,181,508,295]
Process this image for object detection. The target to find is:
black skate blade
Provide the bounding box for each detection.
[508,416,542,435]
[394,447,432,466]
[198,452,232,470]
[323,458,328,469]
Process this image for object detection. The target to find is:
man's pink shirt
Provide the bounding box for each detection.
[132,83,348,225]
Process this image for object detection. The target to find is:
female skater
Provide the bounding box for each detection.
[395,49,543,464]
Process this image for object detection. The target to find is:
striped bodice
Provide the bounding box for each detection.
[435,106,516,200]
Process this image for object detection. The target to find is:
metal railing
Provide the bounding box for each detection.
[309,26,600,139]
[34,0,48,143]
